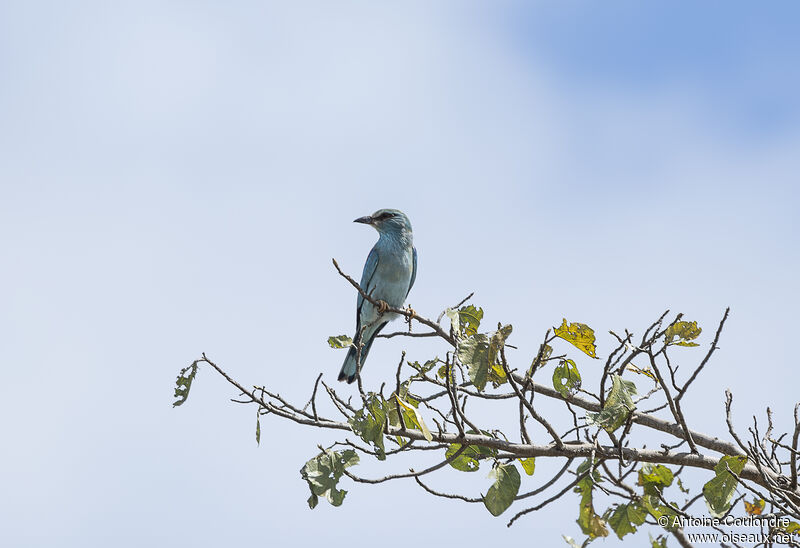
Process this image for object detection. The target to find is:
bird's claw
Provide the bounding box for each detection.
[405,304,417,331]
[376,300,390,314]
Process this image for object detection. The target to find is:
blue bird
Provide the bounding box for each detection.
[339,209,417,383]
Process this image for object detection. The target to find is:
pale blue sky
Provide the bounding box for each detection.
[1,2,798,547]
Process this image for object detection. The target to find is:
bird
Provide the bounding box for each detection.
[338,209,417,383]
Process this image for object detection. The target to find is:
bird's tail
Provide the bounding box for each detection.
[338,323,385,383]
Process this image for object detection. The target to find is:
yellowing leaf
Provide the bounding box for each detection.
[518,457,536,476]
[327,335,353,349]
[743,498,765,516]
[395,395,432,442]
[554,319,597,358]
[458,305,484,337]
[625,362,656,380]
[664,320,702,347]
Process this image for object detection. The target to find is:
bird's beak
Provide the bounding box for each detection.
[353,216,373,224]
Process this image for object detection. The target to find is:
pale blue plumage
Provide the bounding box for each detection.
[339,209,416,383]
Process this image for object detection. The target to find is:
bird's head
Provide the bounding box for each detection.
[354,209,412,236]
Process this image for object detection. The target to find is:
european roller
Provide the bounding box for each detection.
[338,209,417,383]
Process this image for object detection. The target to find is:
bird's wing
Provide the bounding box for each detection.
[356,246,381,329]
[406,246,417,298]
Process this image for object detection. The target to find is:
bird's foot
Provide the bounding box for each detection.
[376,300,390,314]
[405,304,417,331]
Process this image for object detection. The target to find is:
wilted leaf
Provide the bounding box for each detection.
[561,536,581,548]
[554,319,597,358]
[327,335,353,349]
[446,440,497,472]
[664,321,702,347]
[519,457,536,476]
[488,324,512,388]
[528,344,553,375]
[607,502,647,539]
[445,308,460,338]
[586,374,637,433]
[552,359,582,398]
[255,413,261,446]
[743,498,765,516]
[458,333,491,391]
[173,362,198,407]
[300,448,359,509]
[702,455,748,518]
[483,463,520,516]
[625,362,656,380]
[348,393,388,460]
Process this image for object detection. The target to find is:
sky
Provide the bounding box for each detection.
[1,2,799,547]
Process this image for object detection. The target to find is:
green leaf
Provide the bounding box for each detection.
[608,502,647,539]
[458,305,484,337]
[554,319,598,358]
[638,464,674,489]
[436,363,455,382]
[636,463,680,528]
[348,393,388,460]
[483,463,520,516]
[552,359,582,398]
[676,477,689,494]
[327,335,353,349]
[649,533,668,548]
[702,455,748,518]
[457,325,512,392]
[664,321,702,347]
[446,440,497,472]
[518,457,536,476]
[458,333,491,391]
[299,449,360,509]
[408,358,438,376]
[173,362,198,407]
[586,374,637,433]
